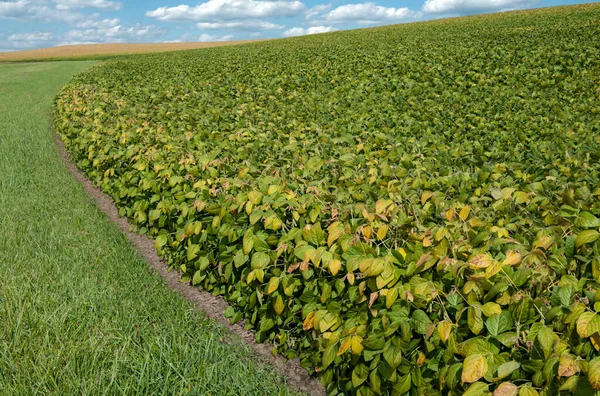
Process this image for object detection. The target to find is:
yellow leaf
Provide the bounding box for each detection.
[589,358,600,390]
[421,190,434,205]
[375,199,391,214]
[592,333,600,351]
[485,260,503,279]
[351,335,364,355]
[338,337,352,356]
[303,312,315,331]
[397,248,407,260]
[437,320,452,344]
[535,235,553,250]
[273,295,284,315]
[417,352,426,367]
[492,382,517,396]
[558,354,580,377]
[468,254,493,269]
[482,302,502,317]
[347,273,355,285]
[377,225,389,241]
[423,236,432,247]
[502,250,522,266]
[267,277,280,294]
[362,225,372,241]
[386,288,399,309]
[459,205,471,221]
[327,221,344,247]
[445,209,455,221]
[461,354,488,384]
[329,259,342,276]
[577,312,599,338]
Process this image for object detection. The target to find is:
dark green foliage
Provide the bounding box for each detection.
[55,4,600,395]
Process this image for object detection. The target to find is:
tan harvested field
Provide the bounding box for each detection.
[0,41,258,61]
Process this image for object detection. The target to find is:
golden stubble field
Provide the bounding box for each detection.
[0,41,258,61]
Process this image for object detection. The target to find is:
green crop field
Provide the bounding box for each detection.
[54,4,600,395]
[0,62,297,395]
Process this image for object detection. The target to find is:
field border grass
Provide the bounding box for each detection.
[52,124,324,396]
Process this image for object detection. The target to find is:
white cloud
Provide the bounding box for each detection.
[305,3,330,19]
[196,20,284,30]
[8,31,53,41]
[75,18,119,28]
[0,0,84,23]
[55,0,122,11]
[321,2,417,25]
[3,30,54,49]
[62,23,165,45]
[198,33,234,41]
[282,25,336,37]
[422,0,534,14]
[146,0,306,22]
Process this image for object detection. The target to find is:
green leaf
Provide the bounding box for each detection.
[485,311,513,337]
[383,341,402,368]
[352,363,369,387]
[192,270,202,285]
[462,382,489,396]
[243,230,254,254]
[518,384,539,396]
[536,325,558,360]
[575,230,600,248]
[411,309,433,335]
[186,244,200,261]
[154,233,169,249]
[391,374,411,395]
[575,212,600,228]
[496,361,520,380]
[369,369,382,394]
[251,252,270,269]
[198,257,210,271]
[468,305,484,335]
[321,344,337,369]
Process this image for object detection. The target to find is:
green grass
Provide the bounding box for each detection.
[0,61,296,395]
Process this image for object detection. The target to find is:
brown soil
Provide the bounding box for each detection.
[54,133,325,396]
[0,41,259,61]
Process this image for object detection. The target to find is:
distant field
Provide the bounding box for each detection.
[0,41,257,61]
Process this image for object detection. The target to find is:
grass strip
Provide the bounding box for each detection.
[0,61,297,395]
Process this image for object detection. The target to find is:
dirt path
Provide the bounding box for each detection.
[54,133,325,396]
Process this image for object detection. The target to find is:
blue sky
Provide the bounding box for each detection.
[0,0,593,51]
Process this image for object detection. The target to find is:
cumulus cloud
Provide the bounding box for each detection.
[55,0,122,11]
[198,33,234,41]
[74,18,119,28]
[0,0,84,23]
[7,31,54,48]
[305,3,331,19]
[0,30,54,50]
[196,20,283,30]
[321,2,417,25]
[422,0,535,14]
[62,23,165,45]
[282,25,336,37]
[146,0,306,22]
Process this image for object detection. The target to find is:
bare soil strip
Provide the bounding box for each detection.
[54,132,324,396]
[0,41,259,61]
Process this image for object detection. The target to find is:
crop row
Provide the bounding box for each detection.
[55,4,600,395]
